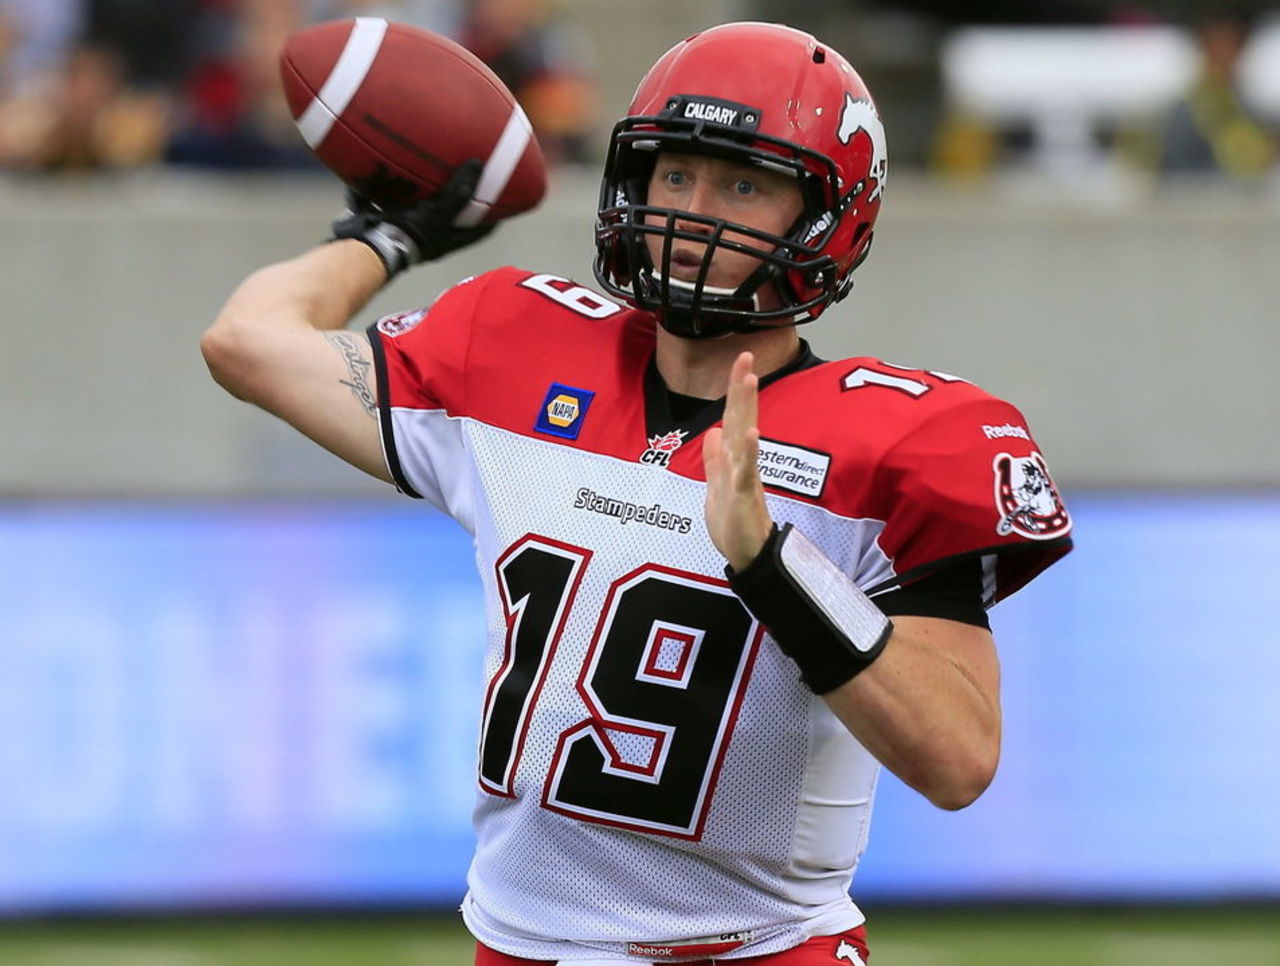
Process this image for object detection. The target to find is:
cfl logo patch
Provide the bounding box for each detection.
[639,429,687,467]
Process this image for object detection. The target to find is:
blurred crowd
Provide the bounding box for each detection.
[1147,10,1275,179]
[0,0,597,174]
[929,7,1279,184]
[1,0,1278,184]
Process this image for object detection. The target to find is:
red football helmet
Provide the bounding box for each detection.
[593,22,888,338]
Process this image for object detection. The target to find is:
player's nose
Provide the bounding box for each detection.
[673,191,716,234]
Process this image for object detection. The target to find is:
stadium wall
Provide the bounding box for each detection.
[1,173,1277,495]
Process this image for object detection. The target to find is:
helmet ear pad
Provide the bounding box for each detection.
[598,141,657,291]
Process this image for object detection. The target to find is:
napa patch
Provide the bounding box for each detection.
[535,383,594,440]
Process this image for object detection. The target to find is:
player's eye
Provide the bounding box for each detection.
[663,169,688,188]
[733,179,757,196]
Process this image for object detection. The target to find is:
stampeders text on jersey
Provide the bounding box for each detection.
[573,487,693,533]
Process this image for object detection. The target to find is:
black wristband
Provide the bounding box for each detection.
[727,524,892,694]
[337,221,422,279]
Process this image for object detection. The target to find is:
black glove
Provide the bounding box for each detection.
[330,160,495,279]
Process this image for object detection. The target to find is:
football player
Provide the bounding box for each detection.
[203,21,1072,966]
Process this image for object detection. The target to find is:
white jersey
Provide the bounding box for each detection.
[367,268,1072,959]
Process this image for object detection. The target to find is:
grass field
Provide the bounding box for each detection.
[1,908,1277,966]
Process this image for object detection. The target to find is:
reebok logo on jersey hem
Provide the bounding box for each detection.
[573,487,693,534]
[626,929,753,958]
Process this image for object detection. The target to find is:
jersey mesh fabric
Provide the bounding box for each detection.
[452,422,881,958]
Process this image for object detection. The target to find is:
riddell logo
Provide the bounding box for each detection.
[803,210,835,244]
[640,429,687,467]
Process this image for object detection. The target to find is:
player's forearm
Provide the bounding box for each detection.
[822,619,1001,810]
[213,240,389,335]
[722,522,1001,809]
[203,241,389,407]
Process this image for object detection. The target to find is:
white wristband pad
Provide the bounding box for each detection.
[778,524,889,655]
[727,523,892,693]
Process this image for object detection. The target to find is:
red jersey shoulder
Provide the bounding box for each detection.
[774,357,996,428]
[371,267,655,449]
[375,267,637,336]
[761,356,1026,469]
[758,355,1071,565]
[370,270,490,413]
[462,269,654,425]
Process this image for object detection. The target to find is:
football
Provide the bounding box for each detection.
[279,17,547,225]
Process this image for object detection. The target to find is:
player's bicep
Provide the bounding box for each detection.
[310,330,392,482]
[890,615,1000,713]
[207,323,391,484]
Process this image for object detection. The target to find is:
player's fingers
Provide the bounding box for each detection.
[733,426,761,493]
[723,352,758,450]
[702,426,724,479]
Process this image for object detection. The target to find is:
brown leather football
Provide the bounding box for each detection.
[280,17,547,224]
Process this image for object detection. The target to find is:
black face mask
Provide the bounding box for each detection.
[593,119,858,339]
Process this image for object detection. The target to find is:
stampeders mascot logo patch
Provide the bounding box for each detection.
[376,308,427,337]
[993,452,1071,539]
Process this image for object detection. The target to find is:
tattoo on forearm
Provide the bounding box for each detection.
[324,332,378,419]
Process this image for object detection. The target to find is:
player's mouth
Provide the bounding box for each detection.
[668,248,709,281]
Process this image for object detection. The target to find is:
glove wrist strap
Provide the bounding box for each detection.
[350,221,422,279]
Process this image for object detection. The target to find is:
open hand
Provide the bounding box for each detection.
[702,351,775,571]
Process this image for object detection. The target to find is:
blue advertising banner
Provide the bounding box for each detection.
[1,494,1277,911]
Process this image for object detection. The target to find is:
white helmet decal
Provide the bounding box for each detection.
[837,93,887,202]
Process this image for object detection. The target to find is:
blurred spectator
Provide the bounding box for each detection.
[308,0,459,36]
[1,0,593,174]
[1158,9,1276,179]
[928,15,1276,185]
[0,0,82,94]
[459,0,596,165]
[164,0,318,170]
[0,0,173,172]
[0,41,170,172]
[930,111,1001,180]
[82,0,198,88]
